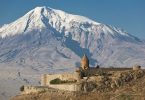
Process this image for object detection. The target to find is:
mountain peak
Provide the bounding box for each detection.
[31,6,101,25]
[33,6,46,14]
[34,6,47,10]
[0,6,140,44]
[32,6,52,15]
[0,6,101,38]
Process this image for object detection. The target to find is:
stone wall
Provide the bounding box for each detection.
[133,65,141,70]
[48,83,82,91]
[41,72,81,86]
[41,74,47,86]
[22,86,49,94]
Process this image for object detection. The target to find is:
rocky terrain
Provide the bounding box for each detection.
[11,68,145,100]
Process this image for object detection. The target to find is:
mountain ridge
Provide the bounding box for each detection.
[0,6,144,68]
[0,6,139,41]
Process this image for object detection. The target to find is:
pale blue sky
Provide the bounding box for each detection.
[0,0,145,39]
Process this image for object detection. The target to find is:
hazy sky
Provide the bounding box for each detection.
[0,0,145,39]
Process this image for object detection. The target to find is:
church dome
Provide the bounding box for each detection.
[81,54,89,70]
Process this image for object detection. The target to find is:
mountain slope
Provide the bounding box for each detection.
[0,6,145,100]
[0,6,144,68]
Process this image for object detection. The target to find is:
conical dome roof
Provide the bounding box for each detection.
[81,54,89,70]
[82,54,89,61]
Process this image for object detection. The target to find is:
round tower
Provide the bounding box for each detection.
[133,64,141,70]
[81,54,89,70]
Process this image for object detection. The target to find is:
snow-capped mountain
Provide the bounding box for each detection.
[0,6,145,100]
[0,6,144,68]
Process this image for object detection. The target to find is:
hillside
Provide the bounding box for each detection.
[11,69,145,100]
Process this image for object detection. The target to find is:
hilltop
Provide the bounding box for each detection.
[11,68,145,100]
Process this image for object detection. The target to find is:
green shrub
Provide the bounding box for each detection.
[50,78,76,84]
[50,78,62,84]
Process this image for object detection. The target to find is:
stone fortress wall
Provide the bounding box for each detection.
[22,54,142,94]
[48,83,82,91]
[22,86,49,94]
[41,72,77,85]
[40,71,82,91]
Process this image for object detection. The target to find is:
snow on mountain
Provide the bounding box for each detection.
[0,6,99,38]
[0,6,143,67]
[0,6,145,100]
